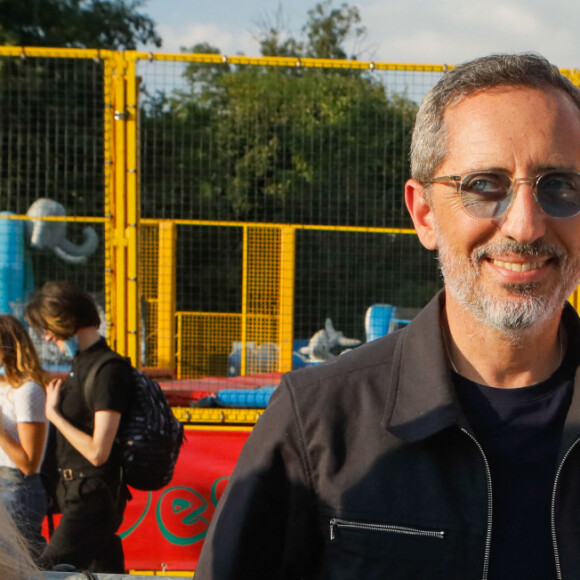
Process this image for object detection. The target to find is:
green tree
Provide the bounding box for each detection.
[0,0,159,294]
[0,0,160,217]
[303,0,365,59]
[254,6,303,58]
[256,0,366,60]
[138,1,430,326]
[0,0,161,49]
[145,2,415,226]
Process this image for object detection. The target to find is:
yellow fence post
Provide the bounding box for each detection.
[112,51,128,357]
[110,51,140,365]
[176,312,183,380]
[158,221,177,371]
[240,226,248,376]
[279,227,295,373]
[103,54,116,346]
[569,289,580,312]
[563,69,580,315]
[125,51,140,366]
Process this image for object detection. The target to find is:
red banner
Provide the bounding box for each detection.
[121,425,251,571]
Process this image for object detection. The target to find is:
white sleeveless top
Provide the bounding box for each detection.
[0,380,47,471]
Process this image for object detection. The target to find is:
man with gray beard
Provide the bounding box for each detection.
[196,53,580,580]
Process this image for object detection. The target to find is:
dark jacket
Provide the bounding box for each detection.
[195,294,580,580]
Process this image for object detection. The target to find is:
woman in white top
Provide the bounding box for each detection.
[0,315,48,560]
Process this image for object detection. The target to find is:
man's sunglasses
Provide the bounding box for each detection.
[427,170,580,219]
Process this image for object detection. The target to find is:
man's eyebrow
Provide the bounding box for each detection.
[533,164,579,173]
[452,166,511,175]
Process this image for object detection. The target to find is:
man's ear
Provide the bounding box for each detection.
[405,179,438,250]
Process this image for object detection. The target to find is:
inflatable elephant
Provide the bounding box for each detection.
[26,198,99,264]
[0,198,99,317]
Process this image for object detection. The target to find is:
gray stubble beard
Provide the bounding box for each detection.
[435,232,579,339]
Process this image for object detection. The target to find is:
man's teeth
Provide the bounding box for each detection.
[492,259,544,272]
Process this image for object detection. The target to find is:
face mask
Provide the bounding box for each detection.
[62,336,79,358]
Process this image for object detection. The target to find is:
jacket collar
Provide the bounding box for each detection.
[382,291,458,442]
[557,303,580,460]
[383,291,580,445]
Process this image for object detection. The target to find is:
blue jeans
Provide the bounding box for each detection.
[0,467,47,560]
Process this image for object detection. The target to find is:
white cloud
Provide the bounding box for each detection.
[156,23,260,56]
[361,0,580,68]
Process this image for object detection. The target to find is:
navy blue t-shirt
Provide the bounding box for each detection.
[454,349,577,580]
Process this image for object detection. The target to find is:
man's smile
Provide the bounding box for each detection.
[488,258,549,273]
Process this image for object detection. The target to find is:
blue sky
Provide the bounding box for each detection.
[139,0,580,69]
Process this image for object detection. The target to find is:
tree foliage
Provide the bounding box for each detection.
[0,0,161,49]
[303,0,366,59]
[143,2,416,226]
[138,1,434,329]
[143,63,417,225]
[0,0,437,338]
[256,0,366,60]
[0,0,158,292]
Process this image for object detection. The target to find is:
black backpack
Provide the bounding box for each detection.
[85,351,185,491]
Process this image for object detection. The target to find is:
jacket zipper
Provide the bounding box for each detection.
[461,428,493,580]
[551,437,580,580]
[329,517,445,541]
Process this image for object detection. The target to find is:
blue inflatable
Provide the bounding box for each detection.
[216,387,277,408]
[0,212,34,317]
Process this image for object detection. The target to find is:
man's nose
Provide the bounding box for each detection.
[498,182,547,243]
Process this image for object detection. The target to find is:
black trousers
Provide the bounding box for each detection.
[39,468,127,573]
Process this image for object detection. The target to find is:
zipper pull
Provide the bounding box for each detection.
[330,518,337,541]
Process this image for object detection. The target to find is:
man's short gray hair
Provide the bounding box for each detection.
[410,53,580,185]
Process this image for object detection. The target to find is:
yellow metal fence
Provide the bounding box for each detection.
[1,47,579,380]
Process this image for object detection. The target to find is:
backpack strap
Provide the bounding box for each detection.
[83,350,129,403]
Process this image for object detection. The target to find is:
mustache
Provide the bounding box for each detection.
[472,240,565,264]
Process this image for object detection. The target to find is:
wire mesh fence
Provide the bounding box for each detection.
[0,50,111,367]
[134,54,448,380]
[6,48,553,382]
[137,57,443,227]
[0,55,107,216]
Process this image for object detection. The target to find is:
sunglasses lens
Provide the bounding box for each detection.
[537,172,580,218]
[460,173,513,218]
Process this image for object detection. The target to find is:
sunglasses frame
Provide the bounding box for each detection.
[426,170,580,219]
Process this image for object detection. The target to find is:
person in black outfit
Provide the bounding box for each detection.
[25,281,134,573]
